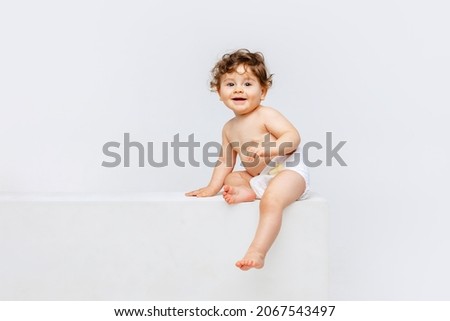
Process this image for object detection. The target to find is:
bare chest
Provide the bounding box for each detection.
[227,120,268,145]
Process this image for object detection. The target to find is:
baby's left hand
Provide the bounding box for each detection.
[243,146,265,162]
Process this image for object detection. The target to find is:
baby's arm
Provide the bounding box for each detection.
[185,125,236,197]
[249,107,300,159]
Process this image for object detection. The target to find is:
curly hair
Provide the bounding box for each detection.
[210,49,273,91]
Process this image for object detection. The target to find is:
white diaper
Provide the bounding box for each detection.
[249,151,310,200]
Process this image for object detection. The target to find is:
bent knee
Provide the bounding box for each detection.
[224,171,252,184]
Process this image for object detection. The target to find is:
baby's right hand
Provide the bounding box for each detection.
[185,186,220,197]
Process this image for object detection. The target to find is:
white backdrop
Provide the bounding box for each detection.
[1,0,450,300]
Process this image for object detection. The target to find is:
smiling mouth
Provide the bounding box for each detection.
[232,98,247,101]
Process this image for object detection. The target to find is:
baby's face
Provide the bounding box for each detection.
[218,64,267,116]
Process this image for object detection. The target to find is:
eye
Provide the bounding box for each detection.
[225,82,235,87]
[244,82,252,86]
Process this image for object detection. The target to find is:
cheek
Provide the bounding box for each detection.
[251,88,264,97]
[218,89,230,101]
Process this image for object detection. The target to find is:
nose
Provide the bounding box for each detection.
[233,86,244,93]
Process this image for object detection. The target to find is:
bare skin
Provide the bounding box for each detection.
[222,171,256,204]
[233,170,305,270]
[186,64,306,271]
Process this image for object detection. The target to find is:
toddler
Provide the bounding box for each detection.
[186,49,310,271]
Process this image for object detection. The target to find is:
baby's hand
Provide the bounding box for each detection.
[243,146,265,162]
[185,185,220,197]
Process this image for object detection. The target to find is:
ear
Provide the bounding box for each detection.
[261,87,268,100]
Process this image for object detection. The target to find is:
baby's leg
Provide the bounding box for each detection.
[236,170,306,271]
[223,171,256,204]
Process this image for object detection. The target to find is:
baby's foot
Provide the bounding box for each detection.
[223,185,256,204]
[235,251,265,271]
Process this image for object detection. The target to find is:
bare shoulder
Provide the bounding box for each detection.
[223,117,235,130]
[258,106,287,120]
[259,105,298,136]
[222,118,235,138]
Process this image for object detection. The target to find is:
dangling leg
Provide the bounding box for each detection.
[236,170,306,270]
